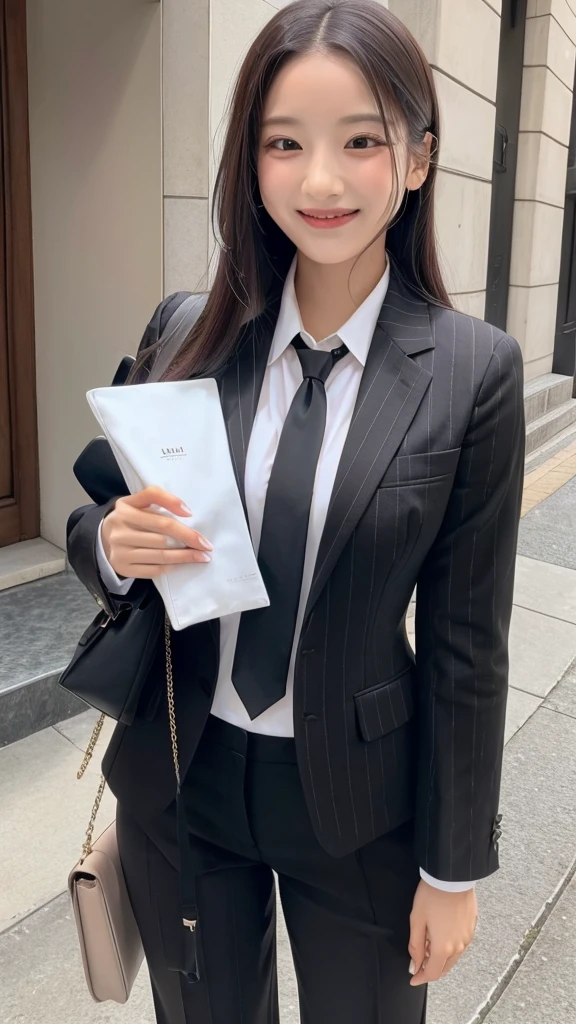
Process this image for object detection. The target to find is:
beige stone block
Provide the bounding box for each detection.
[527,0,576,45]
[163,0,209,198]
[516,132,568,207]
[524,12,576,89]
[507,282,559,362]
[484,0,502,12]
[451,291,486,319]
[509,200,564,286]
[387,0,439,57]
[435,170,492,293]
[525,350,555,378]
[209,0,274,192]
[164,197,209,294]
[435,0,500,101]
[434,71,495,180]
[519,65,573,145]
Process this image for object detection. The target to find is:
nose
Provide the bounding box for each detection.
[302,145,345,200]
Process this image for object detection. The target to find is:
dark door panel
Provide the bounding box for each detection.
[485,0,528,331]
[554,65,576,391]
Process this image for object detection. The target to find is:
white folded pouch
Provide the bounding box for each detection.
[86,379,269,631]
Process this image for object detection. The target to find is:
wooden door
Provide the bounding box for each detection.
[485,0,528,330]
[0,0,39,548]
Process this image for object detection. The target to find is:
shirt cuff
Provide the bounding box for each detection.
[419,868,477,892]
[96,520,135,596]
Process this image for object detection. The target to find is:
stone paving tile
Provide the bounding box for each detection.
[482,873,576,1024]
[0,721,116,932]
[508,604,576,697]
[427,700,576,1024]
[504,687,542,743]
[513,555,576,624]
[521,449,576,517]
[518,473,576,571]
[0,890,299,1024]
[0,892,155,1024]
[542,660,576,718]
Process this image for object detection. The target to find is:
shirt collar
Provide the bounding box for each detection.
[268,252,390,368]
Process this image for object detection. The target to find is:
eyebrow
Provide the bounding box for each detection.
[261,113,384,128]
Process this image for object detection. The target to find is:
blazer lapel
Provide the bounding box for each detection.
[304,270,435,622]
[216,296,280,508]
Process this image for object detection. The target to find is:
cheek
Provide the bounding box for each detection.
[258,155,293,209]
[358,152,396,203]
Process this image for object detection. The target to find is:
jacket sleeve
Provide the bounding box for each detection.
[66,294,184,615]
[414,334,525,882]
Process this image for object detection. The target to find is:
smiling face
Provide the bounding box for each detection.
[257,51,429,267]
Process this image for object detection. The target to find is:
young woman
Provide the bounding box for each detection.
[68,2,525,1021]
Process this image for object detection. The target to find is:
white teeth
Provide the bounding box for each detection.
[305,212,353,220]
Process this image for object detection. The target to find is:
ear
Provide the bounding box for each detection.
[406,131,434,192]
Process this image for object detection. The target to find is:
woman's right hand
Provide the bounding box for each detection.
[100,486,213,580]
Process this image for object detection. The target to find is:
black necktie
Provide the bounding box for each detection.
[231,334,349,719]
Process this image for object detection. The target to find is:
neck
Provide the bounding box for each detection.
[294,237,387,340]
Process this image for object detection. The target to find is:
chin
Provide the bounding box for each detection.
[295,240,364,265]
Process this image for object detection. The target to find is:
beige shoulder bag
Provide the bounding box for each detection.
[68,617,185,1004]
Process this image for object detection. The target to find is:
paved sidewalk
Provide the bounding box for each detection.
[1,438,576,1023]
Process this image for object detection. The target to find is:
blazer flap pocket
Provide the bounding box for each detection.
[379,447,461,487]
[354,668,415,742]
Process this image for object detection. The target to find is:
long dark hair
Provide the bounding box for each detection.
[133,0,449,384]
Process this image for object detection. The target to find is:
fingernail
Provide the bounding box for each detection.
[199,553,211,562]
[409,959,416,975]
[180,503,193,516]
[198,537,213,551]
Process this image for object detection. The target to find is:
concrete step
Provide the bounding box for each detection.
[0,572,96,747]
[0,538,66,592]
[526,397,576,455]
[524,373,574,426]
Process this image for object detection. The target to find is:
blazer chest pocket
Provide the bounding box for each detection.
[354,667,416,743]
[378,447,461,488]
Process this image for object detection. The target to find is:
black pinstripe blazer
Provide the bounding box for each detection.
[67,268,525,882]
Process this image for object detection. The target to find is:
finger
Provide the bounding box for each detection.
[114,528,209,553]
[440,953,462,977]
[121,546,212,567]
[120,505,212,550]
[120,486,193,516]
[408,920,427,977]
[410,948,449,986]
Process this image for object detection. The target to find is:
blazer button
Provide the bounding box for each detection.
[302,713,318,722]
[301,648,315,656]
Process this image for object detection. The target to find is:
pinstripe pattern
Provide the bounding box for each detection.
[216,268,525,879]
[69,268,525,883]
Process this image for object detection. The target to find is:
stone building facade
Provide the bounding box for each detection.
[1,0,576,563]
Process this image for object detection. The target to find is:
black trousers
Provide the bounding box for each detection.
[116,715,428,1024]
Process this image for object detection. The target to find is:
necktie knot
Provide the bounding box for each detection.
[292,335,348,384]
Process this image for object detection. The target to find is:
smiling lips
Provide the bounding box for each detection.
[298,208,360,229]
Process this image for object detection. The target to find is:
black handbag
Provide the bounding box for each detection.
[59,581,165,724]
[59,292,209,722]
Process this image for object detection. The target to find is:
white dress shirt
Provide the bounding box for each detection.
[96,253,477,891]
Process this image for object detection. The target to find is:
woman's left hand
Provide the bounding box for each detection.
[408,880,478,985]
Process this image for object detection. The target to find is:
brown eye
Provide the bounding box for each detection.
[267,138,301,152]
[347,135,382,150]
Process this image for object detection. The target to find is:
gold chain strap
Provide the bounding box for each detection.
[77,615,180,862]
[77,712,105,780]
[164,613,181,785]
